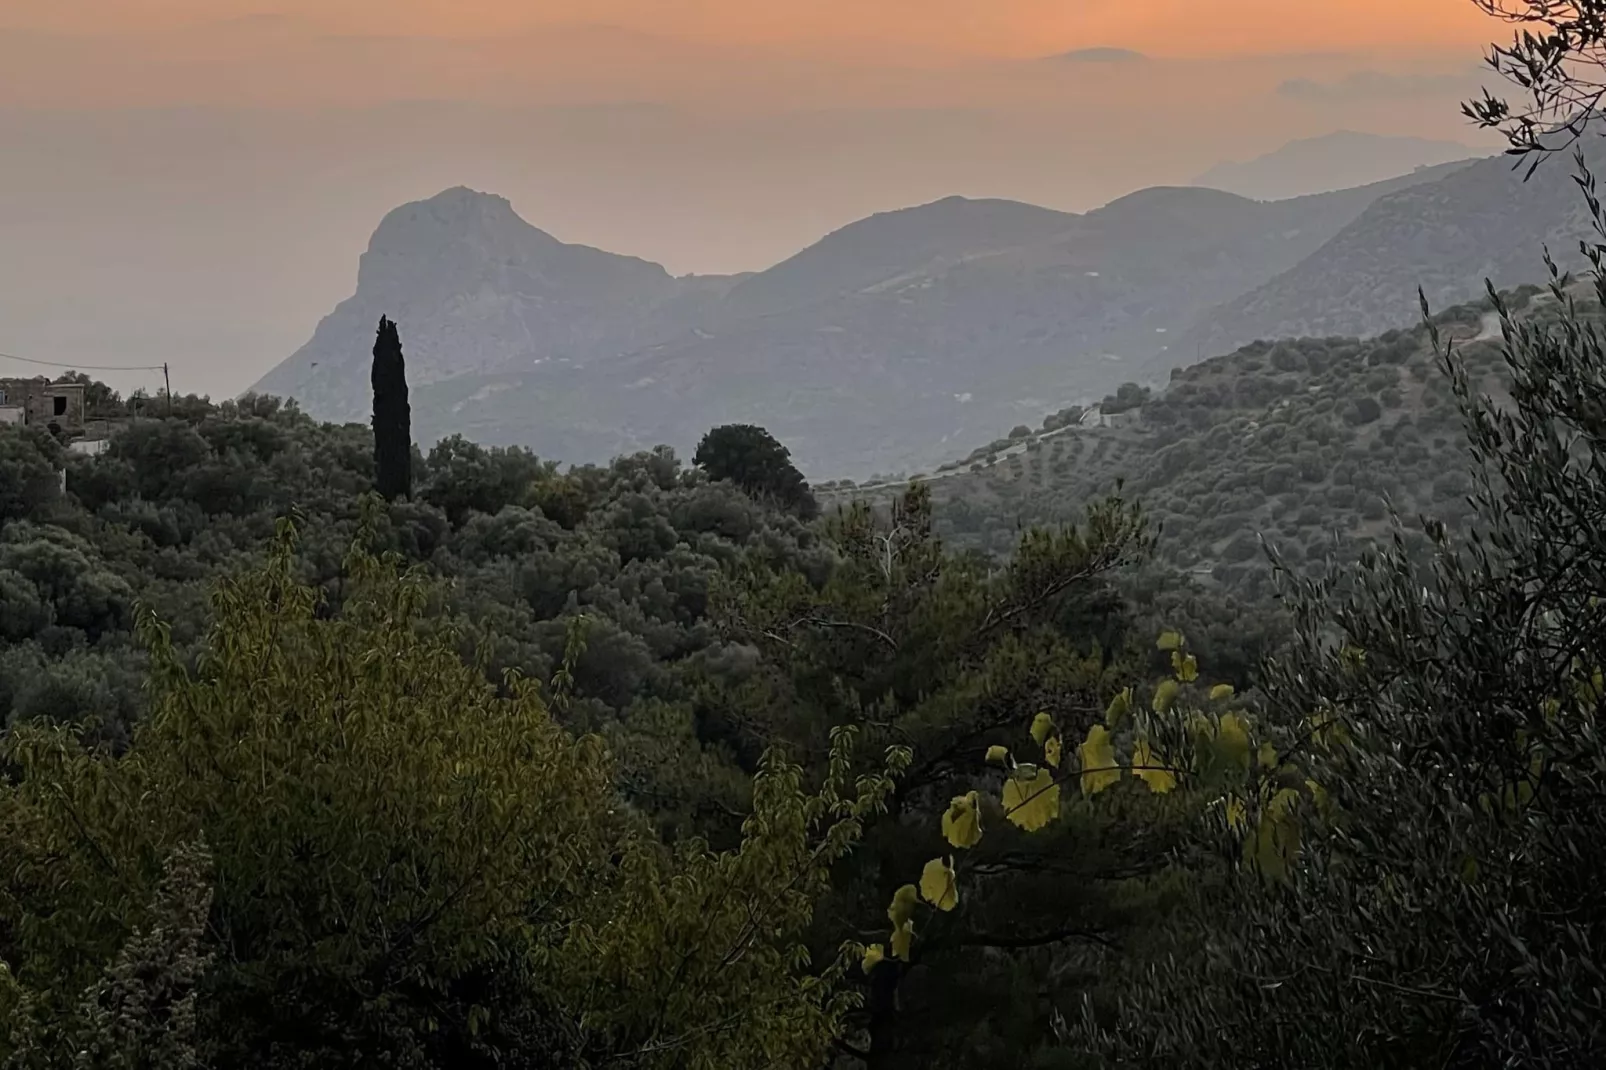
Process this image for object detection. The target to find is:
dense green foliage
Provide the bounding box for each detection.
[0,373,1256,1066]
[1058,264,1606,1068]
[708,486,1209,1065]
[0,520,897,1069]
[372,316,413,502]
[694,423,820,521]
[0,395,832,791]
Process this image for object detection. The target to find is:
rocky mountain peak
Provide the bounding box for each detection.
[356,187,561,293]
[368,187,530,248]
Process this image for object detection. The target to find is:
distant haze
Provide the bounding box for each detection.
[1191,130,1485,201]
[0,2,1507,400]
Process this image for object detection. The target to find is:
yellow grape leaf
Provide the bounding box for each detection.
[1216,713,1252,770]
[985,745,1009,764]
[890,920,914,961]
[888,884,920,927]
[919,857,959,912]
[1157,630,1185,651]
[941,792,983,849]
[1257,742,1279,770]
[1209,683,1235,701]
[1171,650,1199,682]
[1105,687,1133,728]
[1078,724,1121,796]
[1245,788,1302,883]
[1307,711,1351,750]
[1044,735,1063,769]
[1131,738,1177,794]
[1002,767,1061,831]
[1152,678,1180,713]
[1223,795,1248,832]
[861,943,886,972]
[1304,778,1329,813]
[1030,712,1056,745]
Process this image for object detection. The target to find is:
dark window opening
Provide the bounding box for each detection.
[53,395,67,416]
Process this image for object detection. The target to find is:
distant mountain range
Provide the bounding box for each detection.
[1190,130,1486,202]
[1158,137,1603,381]
[253,135,1603,480]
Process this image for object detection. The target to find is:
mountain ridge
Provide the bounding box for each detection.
[1190,129,1488,201]
[251,155,1488,478]
[1156,139,1606,381]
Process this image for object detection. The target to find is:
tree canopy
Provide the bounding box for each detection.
[694,423,820,520]
[0,515,899,1070]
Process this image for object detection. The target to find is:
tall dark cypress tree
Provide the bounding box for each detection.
[371,316,412,501]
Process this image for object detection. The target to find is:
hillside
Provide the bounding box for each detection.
[1190,130,1486,201]
[0,376,1285,1065]
[1159,140,1606,381]
[817,283,1583,602]
[252,165,1466,480]
[9,274,1606,1070]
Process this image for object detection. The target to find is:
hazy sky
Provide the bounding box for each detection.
[0,1,1513,398]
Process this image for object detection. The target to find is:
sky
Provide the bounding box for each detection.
[0,1,1515,398]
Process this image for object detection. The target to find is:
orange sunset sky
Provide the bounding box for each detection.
[2,0,1503,109]
[0,1,1524,398]
[4,0,1496,56]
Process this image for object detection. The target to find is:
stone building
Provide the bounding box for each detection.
[0,377,87,434]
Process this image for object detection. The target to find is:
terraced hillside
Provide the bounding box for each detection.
[817,283,1587,602]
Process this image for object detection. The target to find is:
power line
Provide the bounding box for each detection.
[0,349,166,373]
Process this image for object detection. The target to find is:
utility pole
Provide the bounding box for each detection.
[163,362,172,415]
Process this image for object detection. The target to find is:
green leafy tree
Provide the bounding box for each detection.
[710,483,1215,1066]
[1064,256,1606,1066]
[0,512,904,1070]
[0,524,133,642]
[693,424,819,520]
[0,426,63,524]
[419,435,547,528]
[372,316,413,502]
[1098,382,1150,415]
